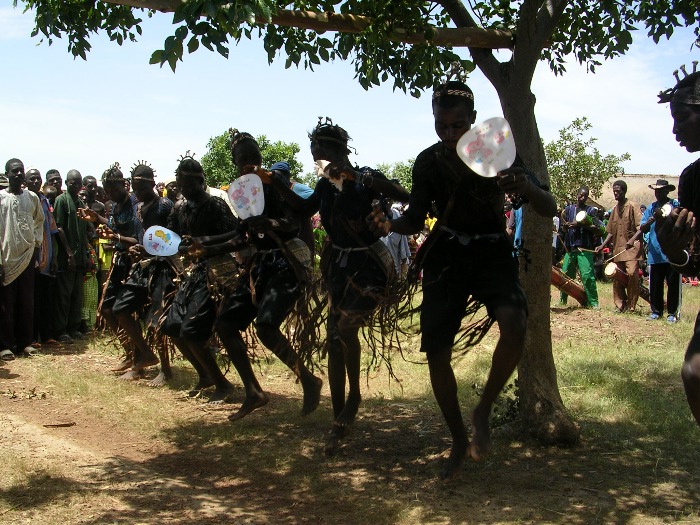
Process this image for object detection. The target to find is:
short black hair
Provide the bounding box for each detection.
[46,169,60,178]
[5,158,22,172]
[612,180,627,192]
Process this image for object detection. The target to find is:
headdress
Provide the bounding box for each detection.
[432,61,474,102]
[175,151,204,178]
[101,162,124,183]
[229,128,257,153]
[309,117,355,154]
[131,160,155,181]
[658,61,700,105]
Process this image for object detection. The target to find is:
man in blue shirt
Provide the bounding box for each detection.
[640,179,681,322]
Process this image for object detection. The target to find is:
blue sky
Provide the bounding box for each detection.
[0,4,698,183]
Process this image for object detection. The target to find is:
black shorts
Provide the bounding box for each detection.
[420,235,527,352]
[112,259,176,328]
[100,253,132,311]
[217,252,300,331]
[161,264,216,342]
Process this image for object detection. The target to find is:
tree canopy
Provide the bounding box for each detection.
[16,1,698,97]
[200,130,303,188]
[545,117,631,207]
[376,159,414,192]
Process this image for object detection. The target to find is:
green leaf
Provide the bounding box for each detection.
[187,36,199,54]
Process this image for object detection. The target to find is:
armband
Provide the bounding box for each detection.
[669,250,690,268]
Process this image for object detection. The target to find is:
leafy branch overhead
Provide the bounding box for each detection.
[14,1,699,97]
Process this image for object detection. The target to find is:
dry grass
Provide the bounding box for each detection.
[1,281,700,524]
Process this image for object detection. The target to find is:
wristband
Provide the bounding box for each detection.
[669,250,690,268]
[116,234,122,244]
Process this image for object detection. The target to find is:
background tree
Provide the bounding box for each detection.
[14,0,700,446]
[200,130,303,188]
[375,159,415,191]
[546,117,631,207]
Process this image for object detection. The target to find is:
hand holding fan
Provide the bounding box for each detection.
[143,226,182,256]
[456,117,516,177]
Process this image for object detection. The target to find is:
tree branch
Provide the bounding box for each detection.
[512,0,567,81]
[433,0,504,90]
[102,0,514,48]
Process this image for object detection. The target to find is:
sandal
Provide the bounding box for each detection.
[20,346,39,358]
[0,349,15,361]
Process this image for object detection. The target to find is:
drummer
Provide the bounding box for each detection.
[639,179,681,322]
[596,181,643,312]
[559,187,600,308]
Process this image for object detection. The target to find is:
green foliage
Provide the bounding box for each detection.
[545,117,631,206]
[375,159,414,191]
[15,0,144,60]
[15,1,699,94]
[200,130,303,188]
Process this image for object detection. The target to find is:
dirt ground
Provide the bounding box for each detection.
[2,297,700,525]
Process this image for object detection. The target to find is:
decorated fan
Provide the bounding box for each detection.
[228,173,265,220]
[456,117,516,178]
[143,226,182,256]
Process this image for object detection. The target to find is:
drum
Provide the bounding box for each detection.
[604,262,650,303]
[551,266,587,306]
[575,210,606,237]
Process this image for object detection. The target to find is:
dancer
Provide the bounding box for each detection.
[161,155,239,402]
[654,62,700,426]
[266,118,408,454]
[370,78,556,479]
[185,131,322,420]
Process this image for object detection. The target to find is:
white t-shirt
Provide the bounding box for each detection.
[0,189,44,285]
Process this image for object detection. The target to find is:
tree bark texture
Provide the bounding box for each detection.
[496,70,580,446]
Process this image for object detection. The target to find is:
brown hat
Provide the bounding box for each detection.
[648,179,676,191]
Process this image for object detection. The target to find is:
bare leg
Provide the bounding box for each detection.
[335,319,362,426]
[682,314,700,427]
[147,332,172,387]
[427,347,468,480]
[217,324,269,420]
[256,322,322,416]
[172,337,214,395]
[469,304,526,462]
[324,316,363,456]
[115,311,159,374]
[102,307,133,371]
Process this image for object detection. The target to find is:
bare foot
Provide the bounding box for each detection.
[469,408,491,462]
[187,378,215,397]
[335,393,361,427]
[131,352,159,373]
[147,371,168,387]
[207,385,236,404]
[228,392,270,421]
[439,442,468,481]
[324,423,350,457]
[119,368,144,381]
[111,359,132,373]
[301,375,323,416]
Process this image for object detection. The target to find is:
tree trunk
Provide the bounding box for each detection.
[498,78,580,446]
